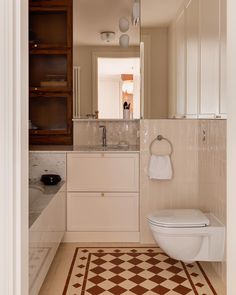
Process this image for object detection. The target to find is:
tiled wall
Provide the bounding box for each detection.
[29,152,67,182]
[198,120,227,282]
[139,119,226,283]
[73,120,140,146]
[140,120,200,243]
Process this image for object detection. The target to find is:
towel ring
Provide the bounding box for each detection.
[149,135,173,156]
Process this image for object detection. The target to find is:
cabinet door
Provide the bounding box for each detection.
[67,153,139,192]
[175,9,186,117]
[29,92,72,135]
[199,0,220,117]
[67,192,139,232]
[186,0,199,117]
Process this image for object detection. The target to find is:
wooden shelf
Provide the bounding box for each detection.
[29,43,70,50]
[29,129,68,135]
[29,0,73,145]
[30,6,68,12]
[30,86,70,93]
[29,49,68,55]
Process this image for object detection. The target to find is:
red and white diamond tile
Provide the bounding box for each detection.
[63,247,217,295]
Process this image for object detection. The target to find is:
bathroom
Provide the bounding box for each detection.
[3,0,236,294]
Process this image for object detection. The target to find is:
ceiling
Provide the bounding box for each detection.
[141,0,185,27]
[73,0,185,46]
[73,0,140,46]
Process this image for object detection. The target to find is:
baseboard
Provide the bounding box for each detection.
[63,231,140,243]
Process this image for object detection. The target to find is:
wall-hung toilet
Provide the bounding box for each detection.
[148,209,225,263]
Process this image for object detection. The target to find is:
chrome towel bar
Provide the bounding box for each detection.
[149,135,173,156]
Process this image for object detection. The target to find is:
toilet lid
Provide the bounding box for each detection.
[148,209,210,228]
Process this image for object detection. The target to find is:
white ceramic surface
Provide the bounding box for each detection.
[148,211,225,263]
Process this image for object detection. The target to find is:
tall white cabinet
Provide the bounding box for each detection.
[199,0,220,117]
[186,0,199,117]
[171,0,227,119]
[175,10,186,117]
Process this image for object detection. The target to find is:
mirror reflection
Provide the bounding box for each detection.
[73,0,141,119]
[73,0,226,120]
[141,0,186,119]
[141,0,226,119]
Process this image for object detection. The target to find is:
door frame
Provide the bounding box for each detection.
[0,0,28,294]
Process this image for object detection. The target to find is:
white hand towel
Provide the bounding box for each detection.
[149,155,173,180]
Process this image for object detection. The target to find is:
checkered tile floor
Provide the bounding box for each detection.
[63,247,217,295]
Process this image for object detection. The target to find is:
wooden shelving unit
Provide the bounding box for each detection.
[29,0,73,145]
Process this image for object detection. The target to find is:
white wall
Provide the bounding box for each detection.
[98,77,121,119]
[227,0,236,293]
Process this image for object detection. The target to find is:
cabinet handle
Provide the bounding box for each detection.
[101,192,105,197]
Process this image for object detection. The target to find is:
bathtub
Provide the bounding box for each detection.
[29,182,66,295]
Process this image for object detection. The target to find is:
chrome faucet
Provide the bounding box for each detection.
[99,125,107,147]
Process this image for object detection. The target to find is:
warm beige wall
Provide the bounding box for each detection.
[168,23,176,118]
[227,0,236,292]
[140,119,199,243]
[73,45,139,117]
[140,119,226,285]
[198,120,226,284]
[141,27,169,119]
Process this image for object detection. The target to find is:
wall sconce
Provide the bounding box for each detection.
[119,34,129,48]
[119,17,129,33]
[100,31,116,43]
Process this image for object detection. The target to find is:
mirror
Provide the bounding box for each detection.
[141,0,226,119]
[73,0,226,120]
[73,0,141,119]
[141,0,185,119]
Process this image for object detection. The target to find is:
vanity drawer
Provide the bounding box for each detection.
[67,192,139,232]
[67,153,139,192]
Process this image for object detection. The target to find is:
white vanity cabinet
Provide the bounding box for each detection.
[67,153,139,192]
[66,152,140,242]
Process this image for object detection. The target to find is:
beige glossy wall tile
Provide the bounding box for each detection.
[139,119,226,284]
[140,119,199,243]
[198,120,227,282]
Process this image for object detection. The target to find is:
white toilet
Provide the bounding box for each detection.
[148,209,225,263]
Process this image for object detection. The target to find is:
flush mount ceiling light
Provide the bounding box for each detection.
[100,31,116,43]
[132,0,140,26]
[119,17,129,33]
[119,34,129,48]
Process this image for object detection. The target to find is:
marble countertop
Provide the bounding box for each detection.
[29,181,65,228]
[29,145,140,153]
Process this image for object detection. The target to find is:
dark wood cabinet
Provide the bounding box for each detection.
[29,0,68,7]
[29,0,73,145]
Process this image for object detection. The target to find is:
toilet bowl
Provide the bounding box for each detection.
[148,209,225,263]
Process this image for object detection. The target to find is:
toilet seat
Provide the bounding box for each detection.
[148,209,210,228]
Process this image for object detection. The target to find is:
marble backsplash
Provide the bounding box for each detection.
[73,120,140,146]
[29,152,66,182]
